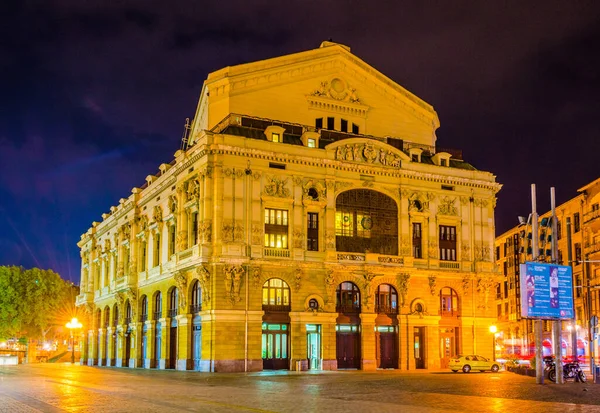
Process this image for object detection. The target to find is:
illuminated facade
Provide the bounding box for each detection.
[76,41,501,372]
[494,177,600,360]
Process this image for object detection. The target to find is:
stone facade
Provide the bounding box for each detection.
[76,41,501,372]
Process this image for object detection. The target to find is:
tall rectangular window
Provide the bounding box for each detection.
[340,119,348,132]
[412,222,422,258]
[327,117,335,130]
[556,221,562,240]
[575,243,582,264]
[272,133,281,143]
[169,225,176,256]
[439,225,457,261]
[140,241,147,272]
[315,118,323,129]
[307,212,319,251]
[264,208,288,248]
[352,123,359,134]
[191,212,199,245]
[574,213,581,232]
[153,233,161,267]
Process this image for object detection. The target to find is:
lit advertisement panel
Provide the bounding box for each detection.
[520,262,574,319]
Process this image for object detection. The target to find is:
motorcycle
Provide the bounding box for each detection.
[547,358,587,383]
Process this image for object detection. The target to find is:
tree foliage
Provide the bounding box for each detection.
[0,266,77,340]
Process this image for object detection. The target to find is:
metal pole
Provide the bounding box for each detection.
[585,257,594,376]
[531,184,544,384]
[551,187,564,383]
[566,217,578,361]
[71,331,75,364]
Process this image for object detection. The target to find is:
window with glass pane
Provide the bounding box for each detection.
[440,287,459,316]
[307,212,319,251]
[376,284,398,314]
[574,213,580,232]
[264,208,288,248]
[262,278,291,310]
[439,225,457,261]
[336,282,361,312]
[413,222,422,258]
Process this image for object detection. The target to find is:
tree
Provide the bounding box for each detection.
[0,266,77,341]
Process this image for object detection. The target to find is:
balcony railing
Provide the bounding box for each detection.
[124,317,131,325]
[153,311,162,320]
[264,248,291,258]
[189,304,202,314]
[584,209,600,224]
[262,304,291,312]
[376,304,399,315]
[336,304,361,314]
[585,242,600,255]
[167,309,177,318]
[439,261,460,270]
[140,314,148,323]
[440,309,459,318]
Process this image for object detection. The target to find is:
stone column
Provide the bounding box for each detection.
[322,316,338,370]
[144,320,155,369]
[360,313,377,371]
[158,318,168,369]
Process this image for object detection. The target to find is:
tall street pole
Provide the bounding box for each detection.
[566,217,578,361]
[551,187,563,383]
[532,184,544,384]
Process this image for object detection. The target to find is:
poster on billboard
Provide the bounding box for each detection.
[520,262,574,319]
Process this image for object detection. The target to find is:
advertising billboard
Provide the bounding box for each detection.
[520,262,574,319]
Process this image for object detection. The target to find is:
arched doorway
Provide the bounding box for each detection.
[375,284,399,369]
[335,189,398,255]
[95,309,102,365]
[190,280,202,371]
[103,306,110,366]
[262,278,291,370]
[153,291,162,368]
[167,288,178,369]
[140,295,148,368]
[112,304,118,366]
[125,301,132,366]
[336,281,361,369]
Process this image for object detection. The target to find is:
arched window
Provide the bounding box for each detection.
[113,304,119,326]
[103,307,110,328]
[168,288,178,317]
[96,309,102,329]
[262,278,291,311]
[125,301,132,324]
[440,287,459,317]
[190,280,202,313]
[335,189,398,255]
[154,292,162,320]
[336,282,361,313]
[140,295,148,322]
[376,284,398,314]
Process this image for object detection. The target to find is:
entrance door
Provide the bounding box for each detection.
[306,324,321,370]
[440,329,455,369]
[142,328,147,362]
[125,333,131,364]
[105,332,111,366]
[262,323,289,370]
[336,325,360,369]
[379,328,397,369]
[414,327,426,369]
[192,319,202,371]
[155,322,162,368]
[169,326,177,369]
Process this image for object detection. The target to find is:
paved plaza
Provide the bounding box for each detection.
[1,364,600,412]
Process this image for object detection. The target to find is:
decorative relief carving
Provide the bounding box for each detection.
[460,196,470,206]
[153,205,163,223]
[400,237,411,256]
[334,142,401,167]
[222,221,244,242]
[428,275,437,296]
[186,178,200,201]
[128,259,137,276]
[335,181,352,192]
[462,275,471,295]
[438,197,458,216]
[176,231,188,250]
[461,244,471,261]
[474,242,491,262]
[302,180,326,202]
[294,267,303,291]
[337,253,365,261]
[378,256,404,264]
[362,180,374,188]
[361,271,378,309]
[397,273,410,306]
[120,223,131,241]
[251,266,261,288]
[174,271,187,309]
[310,78,360,103]
[168,195,178,215]
[117,263,124,279]
[408,192,430,213]
[264,176,291,198]
[199,221,212,243]
[196,265,211,303]
[251,224,262,245]
[293,228,303,248]
[325,269,336,303]
[477,277,495,309]
[224,265,245,305]
[326,235,335,249]
[428,240,438,259]
[137,215,149,234]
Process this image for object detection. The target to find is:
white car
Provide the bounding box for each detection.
[448,355,500,373]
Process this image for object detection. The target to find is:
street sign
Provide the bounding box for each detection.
[520,262,574,319]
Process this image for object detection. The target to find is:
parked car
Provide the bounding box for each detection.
[449,355,500,373]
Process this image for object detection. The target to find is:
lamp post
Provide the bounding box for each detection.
[66,317,82,364]
[489,325,497,361]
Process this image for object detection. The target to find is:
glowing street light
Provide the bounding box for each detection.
[66,317,82,364]
[489,325,498,361]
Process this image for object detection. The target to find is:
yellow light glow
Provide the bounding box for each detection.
[489,325,497,334]
[66,317,82,329]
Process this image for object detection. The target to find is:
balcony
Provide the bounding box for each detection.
[336,304,361,314]
[124,317,131,325]
[262,304,291,312]
[584,209,600,232]
[440,309,459,318]
[189,304,202,313]
[140,314,148,323]
[264,248,291,258]
[153,311,162,320]
[167,309,177,318]
[439,261,460,270]
[376,304,399,315]
[585,242,600,257]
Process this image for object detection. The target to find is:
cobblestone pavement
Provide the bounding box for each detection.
[1,364,600,412]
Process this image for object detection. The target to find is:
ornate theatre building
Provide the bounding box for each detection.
[76,41,501,372]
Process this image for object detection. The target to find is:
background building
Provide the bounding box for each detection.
[76,41,501,372]
[494,177,600,361]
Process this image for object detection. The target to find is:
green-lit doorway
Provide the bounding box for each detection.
[306,324,321,370]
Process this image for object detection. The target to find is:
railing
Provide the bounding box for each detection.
[189,304,202,313]
[376,304,399,315]
[264,248,291,258]
[440,309,459,318]
[337,253,365,261]
[262,304,291,312]
[167,309,177,318]
[140,314,148,323]
[153,311,162,320]
[584,209,600,224]
[336,304,361,314]
[124,317,131,325]
[439,261,460,270]
[178,249,193,260]
[585,242,600,255]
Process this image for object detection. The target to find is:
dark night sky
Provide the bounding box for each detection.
[2,1,600,283]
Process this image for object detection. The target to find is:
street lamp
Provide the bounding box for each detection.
[66,317,82,364]
[489,325,498,361]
